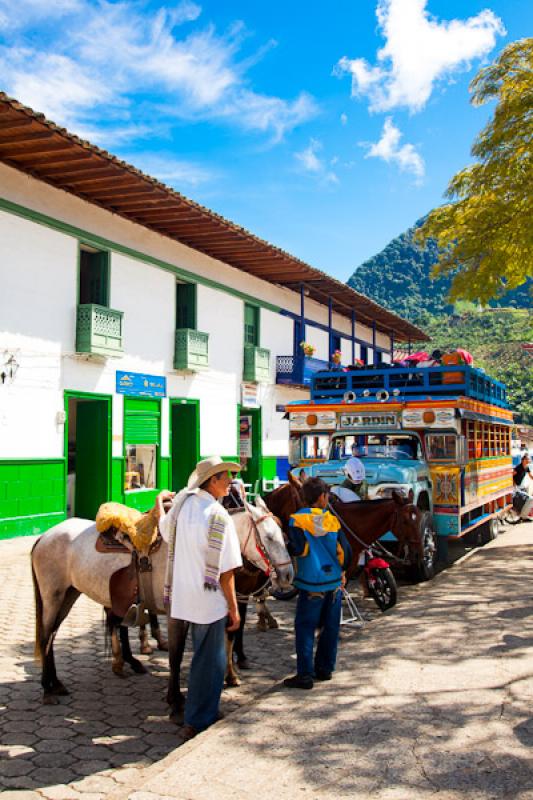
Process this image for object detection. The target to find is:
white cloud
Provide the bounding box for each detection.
[335,0,505,112]
[362,117,425,179]
[340,113,348,125]
[0,0,317,145]
[295,139,339,184]
[123,153,216,187]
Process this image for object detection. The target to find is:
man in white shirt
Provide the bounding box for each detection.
[158,456,242,740]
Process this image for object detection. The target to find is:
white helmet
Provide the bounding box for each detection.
[344,457,365,483]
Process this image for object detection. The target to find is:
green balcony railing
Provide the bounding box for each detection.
[243,345,270,383]
[76,304,123,357]
[174,328,209,370]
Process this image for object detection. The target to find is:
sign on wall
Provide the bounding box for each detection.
[239,415,252,457]
[241,383,260,409]
[116,371,167,398]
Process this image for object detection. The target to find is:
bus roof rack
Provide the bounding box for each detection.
[311,365,509,409]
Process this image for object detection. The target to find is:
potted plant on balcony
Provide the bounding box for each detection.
[300,341,316,358]
[331,349,342,367]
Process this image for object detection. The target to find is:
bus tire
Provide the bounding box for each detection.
[479,518,499,544]
[410,511,437,582]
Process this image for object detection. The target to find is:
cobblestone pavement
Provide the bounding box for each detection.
[0,532,381,799]
[1,525,530,800]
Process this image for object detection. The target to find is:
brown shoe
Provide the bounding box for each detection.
[180,724,198,741]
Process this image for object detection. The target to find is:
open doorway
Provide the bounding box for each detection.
[66,394,110,519]
[170,400,200,492]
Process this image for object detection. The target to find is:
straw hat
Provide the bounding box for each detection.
[187,456,241,490]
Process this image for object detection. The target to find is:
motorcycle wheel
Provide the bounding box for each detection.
[366,567,397,612]
[502,507,522,525]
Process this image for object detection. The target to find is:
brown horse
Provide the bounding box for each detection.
[264,477,423,580]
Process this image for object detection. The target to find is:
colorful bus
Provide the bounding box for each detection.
[287,363,514,577]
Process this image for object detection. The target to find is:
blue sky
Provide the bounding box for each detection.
[0,0,530,281]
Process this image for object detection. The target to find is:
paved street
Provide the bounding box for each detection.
[1,522,532,799]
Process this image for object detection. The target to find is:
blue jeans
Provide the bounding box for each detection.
[185,617,227,731]
[295,589,342,678]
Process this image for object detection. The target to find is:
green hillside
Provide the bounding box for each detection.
[347,220,532,423]
[348,219,532,322]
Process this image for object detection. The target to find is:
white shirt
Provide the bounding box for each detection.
[162,489,242,624]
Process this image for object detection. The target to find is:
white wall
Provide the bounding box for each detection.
[306,327,329,361]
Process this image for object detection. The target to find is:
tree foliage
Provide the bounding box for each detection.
[416,38,533,304]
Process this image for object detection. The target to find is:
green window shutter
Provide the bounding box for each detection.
[244,304,259,346]
[79,249,110,306]
[176,282,196,329]
[124,398,161,444]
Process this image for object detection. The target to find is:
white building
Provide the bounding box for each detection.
[0,92,426,538]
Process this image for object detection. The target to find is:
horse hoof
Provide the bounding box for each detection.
[112,663,125,677]
[140,643,154,655]
[43,693,60,705]
[156,638,169,651]
[130,659,148,675]
[169,707,184,725]
[267,619,279,629]
[50,682,70,696]
[225,675,241,688]
[237,658,251,670]
[256,621,268,632]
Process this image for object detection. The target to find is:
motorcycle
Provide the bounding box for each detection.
[502,487,533,525]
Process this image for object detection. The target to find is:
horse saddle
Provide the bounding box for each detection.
[95,502,163,622]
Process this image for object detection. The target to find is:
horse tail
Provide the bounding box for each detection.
[31,540,44,663]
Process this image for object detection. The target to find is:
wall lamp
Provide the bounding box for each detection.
[1,353,19,384]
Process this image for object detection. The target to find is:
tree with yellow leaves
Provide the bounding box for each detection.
[417,38,533,304]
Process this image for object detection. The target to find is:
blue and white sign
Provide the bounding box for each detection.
[116,371,166,398]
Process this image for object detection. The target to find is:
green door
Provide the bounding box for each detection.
[240,407,262,488]
[75,400,109,519]
[171,402,200,491]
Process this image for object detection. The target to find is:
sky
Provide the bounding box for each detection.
[0,0,530,282]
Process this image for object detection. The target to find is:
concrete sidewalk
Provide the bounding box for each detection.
[113,524,533,800]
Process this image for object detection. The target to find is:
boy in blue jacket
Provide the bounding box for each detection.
[284,477,352,690]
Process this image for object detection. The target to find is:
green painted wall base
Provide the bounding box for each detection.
[0,511,66,540]
[0,459,66,540]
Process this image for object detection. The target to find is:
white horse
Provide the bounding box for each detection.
[31,496,293,704]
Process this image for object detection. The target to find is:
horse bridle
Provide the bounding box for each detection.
[236,508,292,600]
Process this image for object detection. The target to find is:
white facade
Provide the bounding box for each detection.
[0,159,399,535]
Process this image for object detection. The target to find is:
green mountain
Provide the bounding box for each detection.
[348,219,532,322]
[347,220,532,423]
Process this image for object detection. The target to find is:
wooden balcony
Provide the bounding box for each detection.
[174,328,209,370]
[76,304,123,357]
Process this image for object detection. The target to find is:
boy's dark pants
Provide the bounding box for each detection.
[294,588,342,677]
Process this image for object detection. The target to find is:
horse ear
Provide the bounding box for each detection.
[391,490,404,506]
[288,471,302,490]
[407,488,414,504]
[255,495,267,511]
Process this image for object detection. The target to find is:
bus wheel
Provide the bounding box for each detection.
[411,511,437,582]
[479,518,499,544]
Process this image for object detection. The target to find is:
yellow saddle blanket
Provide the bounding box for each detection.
[96,502,159,555]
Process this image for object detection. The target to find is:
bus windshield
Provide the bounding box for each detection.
[329,433,420,460]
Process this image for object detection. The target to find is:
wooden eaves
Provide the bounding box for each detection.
[0,92,428,343]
